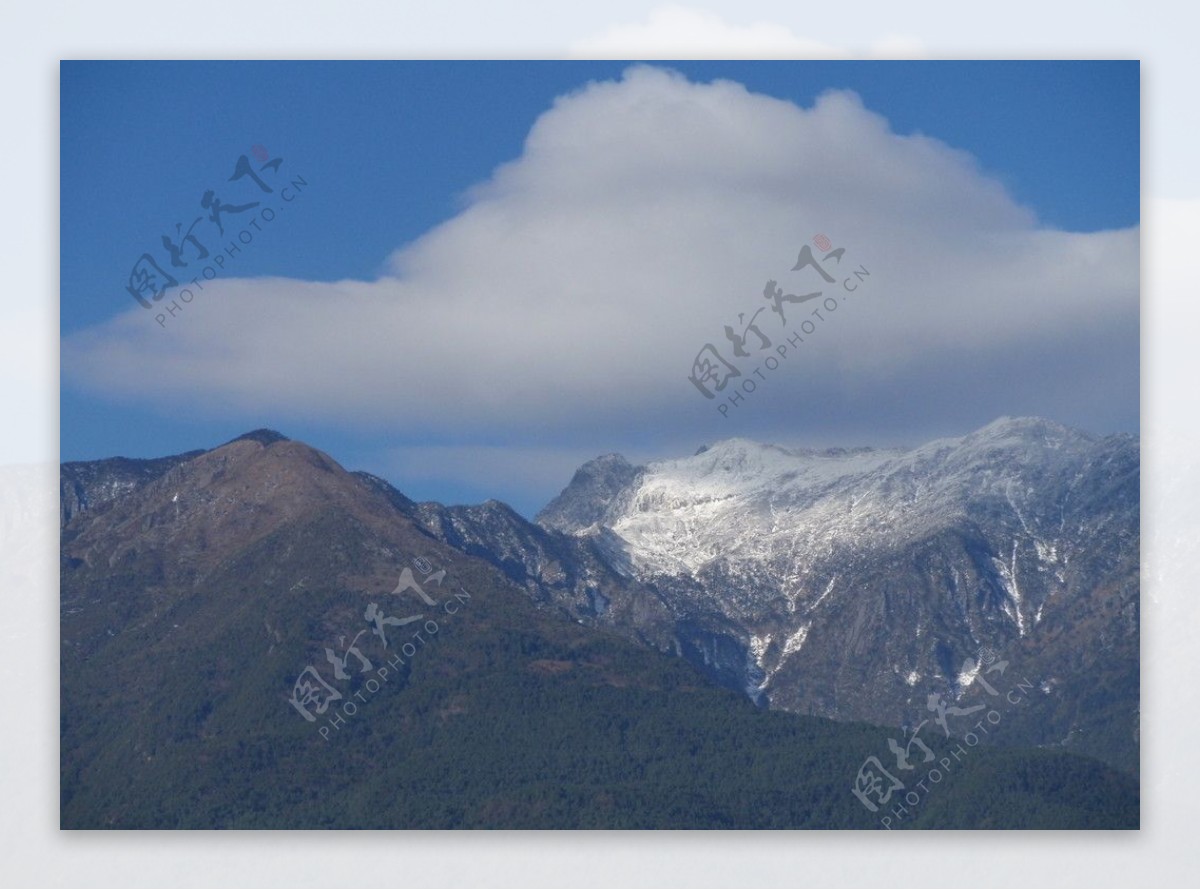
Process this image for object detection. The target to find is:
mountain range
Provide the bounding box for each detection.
[59,419,1139,828]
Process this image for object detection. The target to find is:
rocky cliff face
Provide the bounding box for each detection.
[60,449,204,526]
[537,453,645,534]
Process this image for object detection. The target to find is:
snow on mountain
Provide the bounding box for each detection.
[537,417,1139,774]
[546,418,1108,618]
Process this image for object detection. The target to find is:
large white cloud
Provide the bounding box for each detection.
[63,65,1138,462]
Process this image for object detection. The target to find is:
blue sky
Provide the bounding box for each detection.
[61,61,1139,516]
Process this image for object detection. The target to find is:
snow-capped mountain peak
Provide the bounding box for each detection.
[533,417,1138,773]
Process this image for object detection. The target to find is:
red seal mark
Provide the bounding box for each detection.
[251,143,269,163]
[813,234,832,252]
